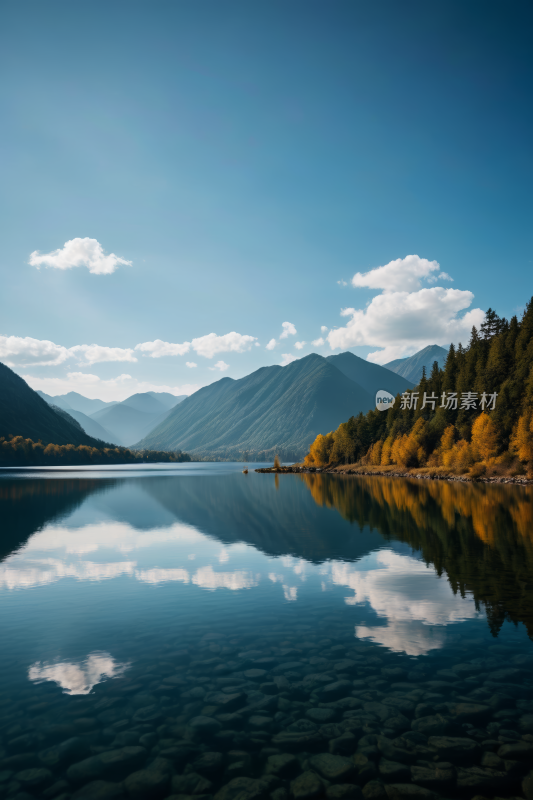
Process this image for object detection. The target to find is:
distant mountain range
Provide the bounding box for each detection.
[383,344,448,384]
[38,389,186,446]
[135,352,414,460]
[2,344,439,459]
[1,363,104,447]
[37,390,117,416]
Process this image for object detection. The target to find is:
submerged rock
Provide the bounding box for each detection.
[290,770,324,800]
[67,746,147,784]
[215,776,272,800]
[326,785,363,800]
[265,754,299,778]
[427,736,481,761]
[72,780,125,799]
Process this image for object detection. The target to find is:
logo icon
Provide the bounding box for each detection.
[376,390,395,411]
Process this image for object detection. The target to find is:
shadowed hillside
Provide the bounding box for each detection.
[0,362,106,448]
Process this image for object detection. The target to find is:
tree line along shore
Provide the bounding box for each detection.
[0,436,191,467]
[298,299,533,482]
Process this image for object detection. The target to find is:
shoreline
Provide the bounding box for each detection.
[255,465,533,485]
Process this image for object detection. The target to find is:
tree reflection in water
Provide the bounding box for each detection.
[299,473,533,639]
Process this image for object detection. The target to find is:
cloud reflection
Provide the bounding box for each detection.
[28,652,129,695]
[2,517,483,656]
[326,550,480,655]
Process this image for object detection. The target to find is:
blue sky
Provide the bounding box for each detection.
[1,0,532,400]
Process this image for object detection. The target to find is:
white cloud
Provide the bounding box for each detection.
[137,332,256,360]
[312,337,325,347]
[186,361,197,368]
[280,322,297,339]
[266,338,277,351]
[327,256,483,363]
[135,340,191,358]
[337,280,347,286]
[29,238,131,275]
[294,341,306,350]
[0,336,137,367]
[351,255,442,292]
[321,326,328,333]
[209,360,229,372]
[428,271,454,284]
[69,344,137,365]
[191,331,256,358]
[0,335,69,367]
[22,372,201,403]
[280,353,298,366]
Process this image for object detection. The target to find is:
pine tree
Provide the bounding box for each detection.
[480,308,501,339]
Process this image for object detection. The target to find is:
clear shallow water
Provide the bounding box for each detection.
[0,464,532,800]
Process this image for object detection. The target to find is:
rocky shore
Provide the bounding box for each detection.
[254,466,533,486]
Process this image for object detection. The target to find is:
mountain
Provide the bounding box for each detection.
[147,391,187,410]
[90,402,171,447]
[383,344,448,384]
[38,392,116,443]
[61,408,117,444]
[39,391,117,416]
[37,390,73,411]
[0,362,103,447]
[326,352,413,397]
[135,353,375,459]
[120,392,168,415]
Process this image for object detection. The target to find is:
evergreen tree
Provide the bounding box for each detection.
[480,308,501,339]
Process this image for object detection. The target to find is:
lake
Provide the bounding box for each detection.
[0,464,532,800]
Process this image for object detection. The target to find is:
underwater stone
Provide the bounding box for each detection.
[215,776,273,800]
[320,681,352,701]
[14,768,53,788]
[67,746,147,784]
[523,770,533,800]
[326,785,363,800]
[290,770,324,800]
[265,753,299,778]
[384,786,438,800]
[427,736,481,761]
[190,716,223,734]
[308,753,355,782]
[123,761,171,799]
[328,733,357,755]
[307,709,336,724]
[378,760,410,782]
[172,771,213,795]
[410,715,451,737]
[455,765,509,792]
[497,741,533,760]
[72,781,125,799]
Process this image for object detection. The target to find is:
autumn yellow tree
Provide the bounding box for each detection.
[305,432,335,467]
[370,439,383,466]
[439,425,457,468]
[471,412,499,462]
[510,411,533,462]
[381,435,393,466]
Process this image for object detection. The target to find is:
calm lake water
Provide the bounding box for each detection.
[0,464,532,800]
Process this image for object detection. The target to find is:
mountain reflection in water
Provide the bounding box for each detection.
[0,468,531,644]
